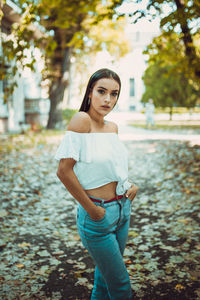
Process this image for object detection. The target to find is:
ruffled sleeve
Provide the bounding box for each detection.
[54,131,91,163]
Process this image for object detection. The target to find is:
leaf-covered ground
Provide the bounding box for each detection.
[0,130,200,300]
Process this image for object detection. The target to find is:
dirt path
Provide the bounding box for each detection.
[0,129,200,299]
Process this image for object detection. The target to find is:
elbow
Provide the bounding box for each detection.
[56,159,75,181]
[56,170,61,179]
[56,166,72,181]
[56,166,65,180]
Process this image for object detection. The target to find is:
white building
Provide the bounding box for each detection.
[0,0,49,133]
[117,30,159,111]
[67,25,159,112]
[0,2,159,132]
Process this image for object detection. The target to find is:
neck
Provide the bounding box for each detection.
[88,109,105,126]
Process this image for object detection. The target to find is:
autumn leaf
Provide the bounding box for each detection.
[175,284,185,291]
[1,132,200,299]
[0,210,8,217]
[124,260,132,264]
[18,242,31,248]
[177,218,190,225]
[128,230,139,238]
[16,264,24,268]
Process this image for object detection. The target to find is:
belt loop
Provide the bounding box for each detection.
[98,199,104,207]
[100,201,105,208]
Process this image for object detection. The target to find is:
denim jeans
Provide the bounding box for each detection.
[76,195,132,300]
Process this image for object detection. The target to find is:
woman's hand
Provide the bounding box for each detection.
[89,205,106,221]
[125,184,139,201]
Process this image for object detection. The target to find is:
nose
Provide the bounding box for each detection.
[104,93,111,103]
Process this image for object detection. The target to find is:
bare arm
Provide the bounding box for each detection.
[56,112,105,220]
[56,158,97,215]
[57,158,105,220]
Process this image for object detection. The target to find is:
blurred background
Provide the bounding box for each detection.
[1,2,200,299]
[0,0,199,133]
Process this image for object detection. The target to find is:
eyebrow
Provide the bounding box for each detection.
[98,86,119,92]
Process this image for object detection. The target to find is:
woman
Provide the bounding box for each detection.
[55,68,138,300]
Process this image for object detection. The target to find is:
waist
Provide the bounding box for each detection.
[88,194,125,204]
[85,181,118,201]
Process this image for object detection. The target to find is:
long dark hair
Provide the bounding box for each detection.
[79,68,121,112]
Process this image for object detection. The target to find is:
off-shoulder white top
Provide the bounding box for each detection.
[54,131,131,195]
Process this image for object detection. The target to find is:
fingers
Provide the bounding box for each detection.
[126,184,139,201]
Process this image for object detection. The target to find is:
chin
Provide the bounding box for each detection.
[102,111,110,117]
[101,109,112,115]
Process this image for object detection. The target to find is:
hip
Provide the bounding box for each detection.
[76,195,132,234]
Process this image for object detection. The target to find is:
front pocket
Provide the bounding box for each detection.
[87,211,107,223]
[124,198,131,217]
[83,204,119,237]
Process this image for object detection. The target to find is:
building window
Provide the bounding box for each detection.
[25,99,40,113]
[129,78,135,97]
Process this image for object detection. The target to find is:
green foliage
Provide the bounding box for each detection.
[1,1,39,102]
[83,17,131,59]
[141,30,200,109]
[115,0,200,82]
[1,0,130,108]
[142,59,199,109]
[110,0,200,111]
[62,108,77,124]
[144,30,200,85]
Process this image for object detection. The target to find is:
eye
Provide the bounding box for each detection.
[98,89,105,95]
[111,92,118,97]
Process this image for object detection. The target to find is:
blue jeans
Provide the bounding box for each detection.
[76,195,132,300]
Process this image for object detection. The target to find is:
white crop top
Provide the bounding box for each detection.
[54,131,131,195]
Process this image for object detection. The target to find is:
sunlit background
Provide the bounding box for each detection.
[1,0,199,133]
[1,1,200,299]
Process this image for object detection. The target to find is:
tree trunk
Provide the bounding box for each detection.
[174,0,200,79]
[46,80,66,129]
[46,47,71,129]
[169,106,173,121]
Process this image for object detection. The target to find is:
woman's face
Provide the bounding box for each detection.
[89,78,120,116]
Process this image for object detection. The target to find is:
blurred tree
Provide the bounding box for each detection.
[141,31,199,115]
[107,0,200,113]
[111,0,200,82]
[1,0,130,128]
[142,60,199,119]
[68,17,131,102]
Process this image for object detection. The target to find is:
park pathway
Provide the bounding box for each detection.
[0,126,200,299]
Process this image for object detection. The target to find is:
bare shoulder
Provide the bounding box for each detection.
[67,112,91,133]
[106,121,118,134]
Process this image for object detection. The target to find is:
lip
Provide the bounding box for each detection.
[101,105,110,109]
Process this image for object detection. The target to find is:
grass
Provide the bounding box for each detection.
[140,107,200,114]
[2,117,200,155]
[129,120,200,131]
[0,129,64,154]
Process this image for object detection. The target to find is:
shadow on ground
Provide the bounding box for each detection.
[0,131,200,299]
